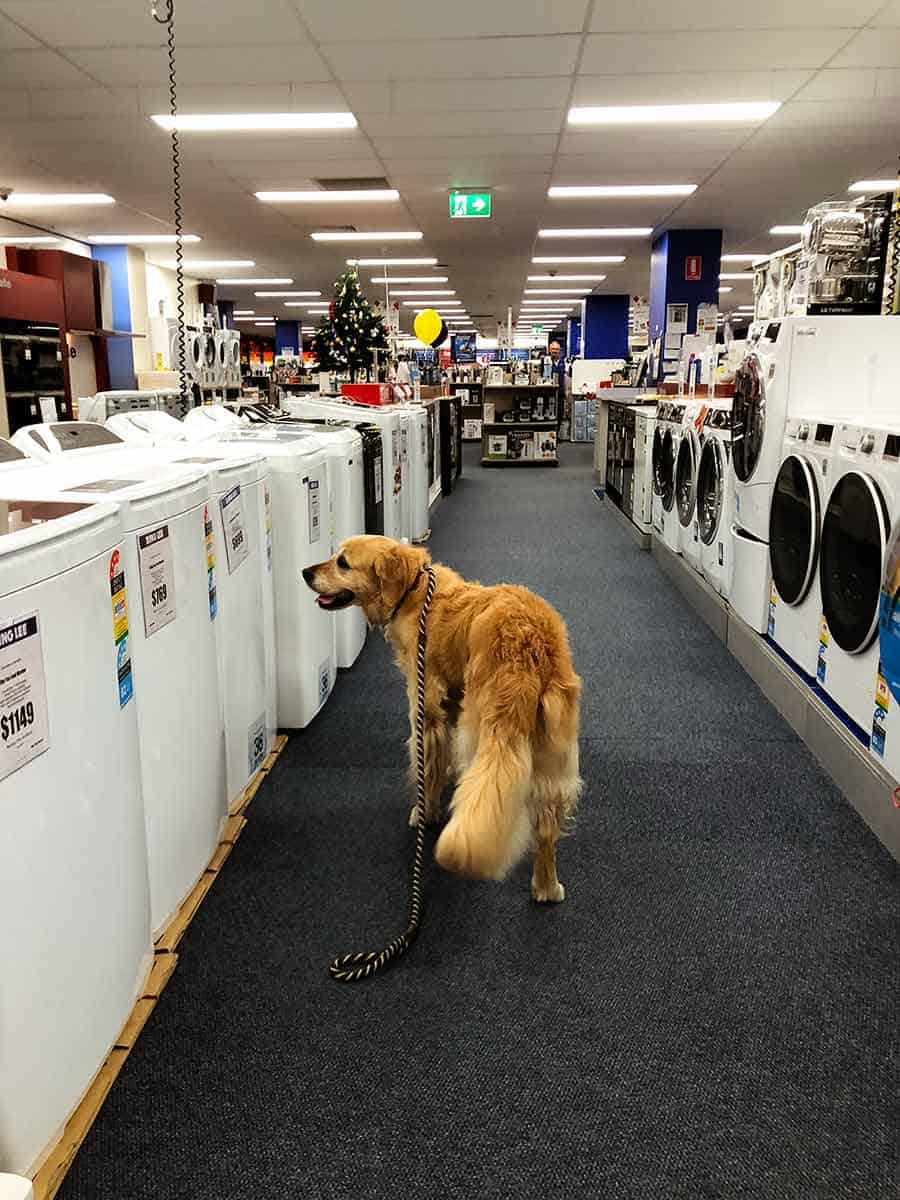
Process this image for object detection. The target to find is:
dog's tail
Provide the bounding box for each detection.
[434,672,536,881]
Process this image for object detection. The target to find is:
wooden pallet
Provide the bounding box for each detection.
[29,733,289,1200]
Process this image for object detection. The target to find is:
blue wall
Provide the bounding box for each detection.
[91,245,135,388]
[275,319,300,356]
[583,294,629,359]
[648,229,722,381]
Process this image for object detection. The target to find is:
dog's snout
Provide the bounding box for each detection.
[302,565,317,586]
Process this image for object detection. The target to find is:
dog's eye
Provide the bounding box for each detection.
[336,554,349,570]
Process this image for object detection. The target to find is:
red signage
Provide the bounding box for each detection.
[685,255,703,282]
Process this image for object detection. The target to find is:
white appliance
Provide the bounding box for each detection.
[0,488,152,1175]
[223,328,241,392]
[766,417,836,680]
[97,411,338,726]
[815,421,900,741]
[182,404,248,439]
[651,401,685,553]
[79,389,160,423]
[629,405,656,535]
[4,433,228,933]
[696,402,734,596]
[214,329,228,392]
[874,520,900,777]
[282,396,404,540]
[396,404,430,542]
[0,1176,32,1199]
[183,325,204,389]
[675,400,705,572]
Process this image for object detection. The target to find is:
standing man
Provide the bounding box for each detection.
[548,339,568,433]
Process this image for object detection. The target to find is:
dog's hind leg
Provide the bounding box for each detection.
[529,759,580,903]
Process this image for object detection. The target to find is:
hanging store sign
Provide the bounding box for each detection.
[449,191,492,219]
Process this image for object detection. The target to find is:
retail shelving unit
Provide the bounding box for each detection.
[480,383,559,467]
[453,380,484,441]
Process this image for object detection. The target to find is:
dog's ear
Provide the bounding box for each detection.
[373,542,429,608]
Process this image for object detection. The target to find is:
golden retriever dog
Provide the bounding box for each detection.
[303,535,582,902]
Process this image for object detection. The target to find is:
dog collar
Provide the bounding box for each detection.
[388,568,425,624]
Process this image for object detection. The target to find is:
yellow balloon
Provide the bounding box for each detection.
[414,308,443,346]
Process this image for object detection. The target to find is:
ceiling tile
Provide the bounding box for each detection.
[573,70,813,105]
[336,82,394,114]
[382,158,555,179]
[793,70,877,100]
[875,69,900,98]
[320,36,581,80]
[830,29,900,67]
[27,87,142,117]
[0,48,94,87]
[0,0,308,47]
[65,43,331,87]
[373,134,559,159]
[360,110,564,138]
[589,0,881,30]
[299,0,590,39]
[0,10,39,47]
[769,98,900,127]
[871,1,900,23]
[386,77,572,113]
[581,30,853,74]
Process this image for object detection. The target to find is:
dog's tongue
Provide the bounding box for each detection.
[316,595,335,609]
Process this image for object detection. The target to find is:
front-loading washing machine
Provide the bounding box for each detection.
[766,417,836,680]
[214,330,228,392]
[675,400,706,572]
[0,478,152,1176]
[630,405,657,534]
[223,328,241,393]
[696,402,733,596]
[816,421,900,742]
[0,445,225,936]
[652,401,684,552]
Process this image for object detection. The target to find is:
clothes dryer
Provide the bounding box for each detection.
[816,421,900,741]
[766,417,836,680]
[696,402,734,596]
[0,488,152,1176]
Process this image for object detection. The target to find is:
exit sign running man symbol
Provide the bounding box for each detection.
[449,191,492,219]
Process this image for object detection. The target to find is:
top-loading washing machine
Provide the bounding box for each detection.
[0,477,152,1176]
[816,420,900,744]
[766,416,836,680]
[395,404,429,542]
[0,1177,32,1199]
[696,401,734,596]
[675,400,707,573]
[651,401,684,552]
[79,389,160,424]
[0,444,226,937]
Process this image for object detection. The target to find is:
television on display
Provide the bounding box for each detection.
[452,333,476,363]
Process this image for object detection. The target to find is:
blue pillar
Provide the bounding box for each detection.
[275,320,300,356]
[568,316,582,357]
[582,294,629,360]
[648,229,722,382]
[217,300,234,328]
[91,245,135,389]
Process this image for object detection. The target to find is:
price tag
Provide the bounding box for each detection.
[220,484,249,573]
[138,523,177,637]
[39,397,57,423]
[374,453,383,504]
[0,612,50,782]
[307,475,322,544]
[248,713,267,775]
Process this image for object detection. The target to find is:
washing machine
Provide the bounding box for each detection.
[651,401,684,552]
[4,435,227,933]
[629,405,656,534]
[395,404,430,542]
[283,396,404,540]
[696,402,734,596]
[0,1177,32,1199]
[0,487,152,1176]
[183,403,248,439]
[815,421,900,742]
[766,417,836,680]
[875,518,900,777]
[214,330,228,392]
[171,322,204,391]
[675,401,706,572]
[79,389,160,424]
[96,411,338,726]
[224,328,242,393]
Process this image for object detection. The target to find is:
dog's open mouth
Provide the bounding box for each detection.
[315,589,355,611]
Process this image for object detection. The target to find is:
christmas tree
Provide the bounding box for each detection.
[313,267,389,376]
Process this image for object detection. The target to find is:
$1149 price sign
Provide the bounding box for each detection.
[0,612,50,782]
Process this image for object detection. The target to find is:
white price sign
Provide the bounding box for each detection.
[138,524,177,637]
[220,484,249,574]
[307,475,322,544]
[0,612,50,782]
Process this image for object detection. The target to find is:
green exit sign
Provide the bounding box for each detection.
[449,190,492,219]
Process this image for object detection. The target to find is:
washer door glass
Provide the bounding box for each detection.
[879,519,900,705]
[820,471,889,654]
[675,431,698,527]
[204,337,216,367]
[191,335,203,368]
[769,454,820,606]
[696,437,724,546]
[651,426,666,495]
[660,429,676,512]
[732,355,764,483]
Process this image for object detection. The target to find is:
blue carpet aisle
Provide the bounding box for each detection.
[59,444,898,1200]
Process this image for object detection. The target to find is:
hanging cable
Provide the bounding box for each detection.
[151,0,188,412]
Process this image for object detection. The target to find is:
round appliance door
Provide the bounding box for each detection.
[660,429,676,512]
[696,437,725,546]
[675,429,699,527]
[190,333,203,374]
[651,425,666,496]
[204,336,216,368]
[769,454,820,606]
[218,338,226,367]
[879,519,900,705]
[820,471,889,654]
[732,354,764,483]
[230,338,240,367]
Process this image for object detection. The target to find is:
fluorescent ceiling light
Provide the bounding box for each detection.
[568,101,780,126]
[718,286,733,293]
[256,189,398,203]
[0,235,60,244]
[216,277,292,285]
[232,309,254,315]
[402,300,461,306]
[524,287,591,295]
[548,184,696,199]
[152,112,356,132]
[538,228,652,239]
[527,274,606,281]
[370,276,447,284]
[737,306,756,312]
[721,254,764,262]
[848,179,899,193]
[349,258,437,266]
[2,193,115,207]
[284,302,327,308]
[254,290,321,297]
[87,233,200,244]
[769,225,803,236]
[719,273,754,280]
[233,316,270,322]
[311,231,422,242]
[389,289,455,295]
[522,299,582,306]
[175,259,254,270]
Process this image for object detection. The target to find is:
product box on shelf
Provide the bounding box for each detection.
[463,418,482,440]
[535,431,557,460]
[483,401,496,423]
[340,382,392,406]
[507,430,534,460]
[486,433,508,460]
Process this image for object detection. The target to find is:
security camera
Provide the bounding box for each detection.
[0,188,12,202]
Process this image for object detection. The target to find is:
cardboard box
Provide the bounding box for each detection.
[463,419,482,439]
[340,382,392,406]
[535,430,558,460]
[486,433,508,459]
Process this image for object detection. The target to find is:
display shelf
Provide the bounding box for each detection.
[483,420,558,429]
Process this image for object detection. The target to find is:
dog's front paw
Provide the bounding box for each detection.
[531,880,566,903]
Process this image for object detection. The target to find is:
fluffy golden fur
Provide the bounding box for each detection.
[303,535,582,901]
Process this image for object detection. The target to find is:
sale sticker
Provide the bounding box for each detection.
[138,523,177,637]
[204,504,217,620]
[248,713,267,776]
[0,611,50,782]
[109,548,133,707]
[220,484,249,574]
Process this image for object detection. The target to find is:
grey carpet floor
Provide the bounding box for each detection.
[59,443,899,1200]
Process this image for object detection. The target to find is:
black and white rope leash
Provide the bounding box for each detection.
[329,565,436,982]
